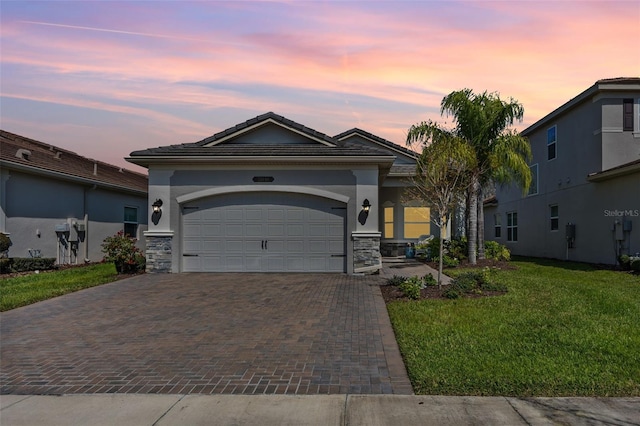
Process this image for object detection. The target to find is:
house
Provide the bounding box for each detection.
[127,112,433,274]
[484,78,640,265]
[0,130,149,264]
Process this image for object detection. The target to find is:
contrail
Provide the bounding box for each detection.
[20,20,245,46]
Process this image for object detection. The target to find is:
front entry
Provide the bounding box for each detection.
[181,192,346,272]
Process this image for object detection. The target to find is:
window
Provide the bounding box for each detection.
[623,99,634,131]
[527,164,538,196]
[507,211,518,242]
[494,213,502,238]
[383,206,394,239]
[124,206,138,237]
[404,206,430,238]
[547,126,557,160]
[550,205,559,231]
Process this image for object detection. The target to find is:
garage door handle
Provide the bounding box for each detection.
[183,253,199,257]
[265,240,268,250]
[261,240,264,250]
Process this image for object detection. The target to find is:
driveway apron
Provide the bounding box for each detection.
[1,273,412,395]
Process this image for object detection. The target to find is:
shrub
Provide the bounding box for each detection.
[10,258,56,272]
[618,254,631,270]
[426,237,441,261]
[448,237,468,261]
[443,270,507,299]
[387,275,406,286]
[485,241,511,261]
[0,233,11,258]
[433,255,459,268]
[399,276,422,300]
[631,257,640,272]
[422,273,437,287]
[102,231,145,274]
[0,259,11,274]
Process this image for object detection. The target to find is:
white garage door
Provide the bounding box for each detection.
[181,192,346,272]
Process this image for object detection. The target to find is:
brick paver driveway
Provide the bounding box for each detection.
[1,273,412,395]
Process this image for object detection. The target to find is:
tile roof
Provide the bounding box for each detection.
[129,112,396,160]
[195,112,337,146]
[334,128,418,159]
[1,130,148,194]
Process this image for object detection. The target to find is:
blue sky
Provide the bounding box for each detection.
[1,1,638,172]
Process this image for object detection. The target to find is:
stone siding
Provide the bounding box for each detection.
[146,235,172,273]
[353,235,381,274]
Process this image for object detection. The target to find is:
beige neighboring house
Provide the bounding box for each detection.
[0,130,148,264]
[484,78,640,265]
[127,112,434,274]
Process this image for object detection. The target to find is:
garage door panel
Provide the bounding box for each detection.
[182,192,346,272]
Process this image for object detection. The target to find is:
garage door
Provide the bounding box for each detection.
[181,192,346,272]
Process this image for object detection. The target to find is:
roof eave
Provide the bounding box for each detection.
[126,155,396,168]
[587,161,640,182]
[1,159,148,195]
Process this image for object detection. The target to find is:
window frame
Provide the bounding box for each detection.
[123,206,139,238]
[549,204,559,231]
[527,163,539,196]
[494,213,502,238]
[403,205,431,239]
[547,125,557,161]
[507,211,518,242]
[623,98,634,131]
[383,204,394,239]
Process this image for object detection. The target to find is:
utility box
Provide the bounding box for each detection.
[76,223,86,232]
[55,223,70,233]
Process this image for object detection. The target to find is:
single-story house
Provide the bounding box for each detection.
[0,130,149,264]
[127,112,435,274]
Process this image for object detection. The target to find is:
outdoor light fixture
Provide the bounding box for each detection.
[362,199,371,213]
[152,199,163,213]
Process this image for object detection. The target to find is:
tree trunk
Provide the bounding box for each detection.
[468,176,478,264]
[438,224,444,289]
[465,191,471,242]
[477,189,485,260]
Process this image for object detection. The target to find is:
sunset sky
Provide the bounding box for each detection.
[1,1,639,173]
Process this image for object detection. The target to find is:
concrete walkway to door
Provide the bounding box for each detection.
[1,273,412,395]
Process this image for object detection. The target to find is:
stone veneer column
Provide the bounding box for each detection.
[145,234,172,273]
[352,233,382,274]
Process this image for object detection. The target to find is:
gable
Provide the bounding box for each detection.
[335,130,416,165]
[208,121,333,146]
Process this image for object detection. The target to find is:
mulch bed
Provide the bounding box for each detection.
[380,284,507,302]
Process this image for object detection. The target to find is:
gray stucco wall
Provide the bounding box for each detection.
[486,172,639,264]
[1,169,148,263]
[599,94,640,170]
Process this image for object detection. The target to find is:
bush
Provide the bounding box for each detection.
[618,254,631,270]
[426,237,441,261]
[433,255,459,268]
[485,241,510,261]
[448,237,468,261]
[102,231,145,274]
[422,273,437,287]
[9,258,56,272]
[0,233,11,258]
[387,275,406,286]
[399,276,422,300]
[631,257,640,272]
[443,269,507,299]
[0,259,11,274]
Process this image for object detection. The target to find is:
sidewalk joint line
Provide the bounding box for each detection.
[152,394,186,426]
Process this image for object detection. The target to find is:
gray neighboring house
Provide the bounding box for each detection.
[484,78,640,265]
[0,130,149,264]
[128,112,434,274]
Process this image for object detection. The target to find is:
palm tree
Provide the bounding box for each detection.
[410,89,532,264]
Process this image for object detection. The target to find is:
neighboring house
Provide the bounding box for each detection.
[484,78,640,265]
[0,130,149,264]
[128,112,434,274]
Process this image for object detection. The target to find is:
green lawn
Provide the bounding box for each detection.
[0,263,120,311]
[387,258,640,396]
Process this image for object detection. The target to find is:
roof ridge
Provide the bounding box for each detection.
[335,128,417,158]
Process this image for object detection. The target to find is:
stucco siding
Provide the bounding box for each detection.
[2,169,147,262]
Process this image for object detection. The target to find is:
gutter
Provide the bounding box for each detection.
[125,155,397,168]
[587,161,640,182]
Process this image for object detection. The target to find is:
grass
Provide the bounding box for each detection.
[0,263,120,311]
[387,257,640,396]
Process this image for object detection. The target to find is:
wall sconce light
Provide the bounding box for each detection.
[362,199,371,213]
[152,199,163,213]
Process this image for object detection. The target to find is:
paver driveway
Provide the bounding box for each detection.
[1,273,412,395]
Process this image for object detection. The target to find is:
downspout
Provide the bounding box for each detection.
[83,185,96,262]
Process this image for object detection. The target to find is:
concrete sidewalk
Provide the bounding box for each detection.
[2,394,638,425]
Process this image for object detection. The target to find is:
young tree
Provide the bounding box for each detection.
[406,121,477,287]
[438,90,532,263]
